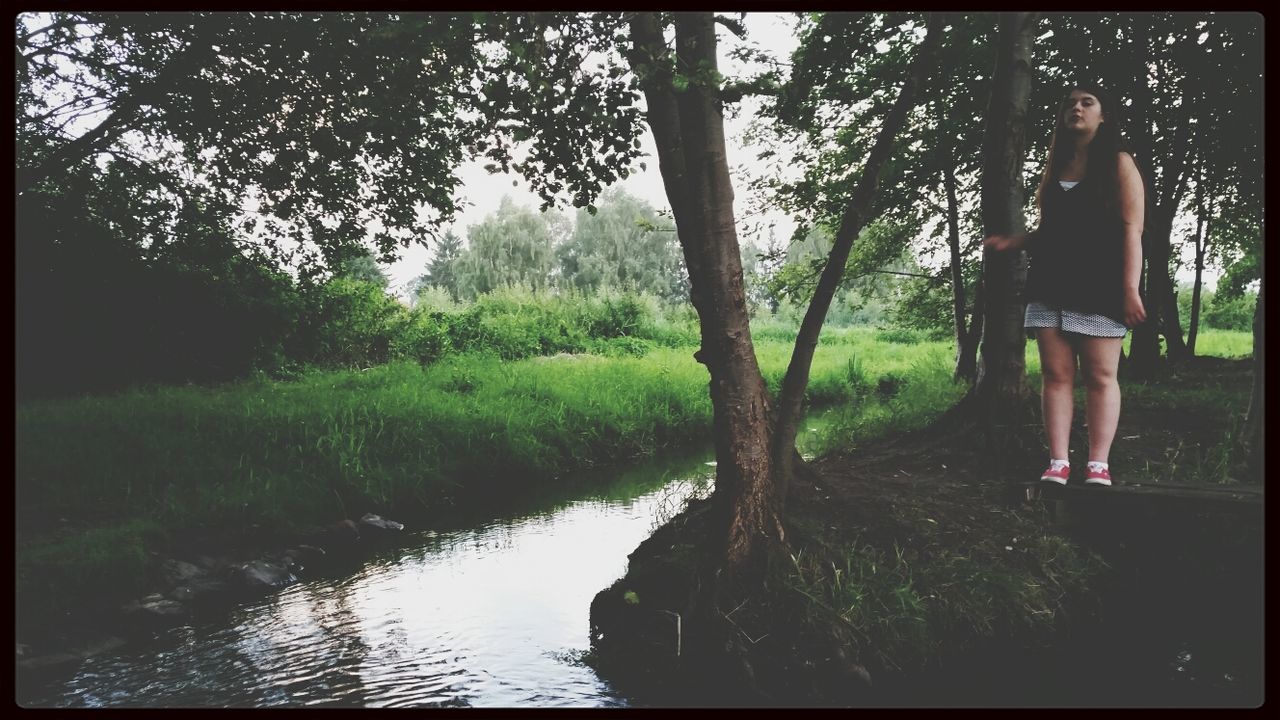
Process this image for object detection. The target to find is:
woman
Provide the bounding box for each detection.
[985,84,1147,487]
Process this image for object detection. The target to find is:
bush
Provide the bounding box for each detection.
[875,327,928,344]
[578,292,649,338]
[389,308,451,365]
[293,278,405,368]
[1203,291,1257,332]
[844,355,874,401]
[589,336,655,358]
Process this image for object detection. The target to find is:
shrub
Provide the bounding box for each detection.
[389,308,452,365]
[1203,291,1257,332]
[293,278,405,368]
[875,327,926,344]
[578,291,649,338]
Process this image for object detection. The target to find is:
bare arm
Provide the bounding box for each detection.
[1118,151,1147,326]
[983,227,1039,252]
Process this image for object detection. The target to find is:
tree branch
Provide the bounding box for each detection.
[714,14,747,39]
[772,12,943,480]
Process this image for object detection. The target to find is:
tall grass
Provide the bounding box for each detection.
[786,534,1105,672]
[19,330,950,607]
[806,331,965,454]
[1186,328,1254,358]
[17,333,925,535]
[21,321,1249,607]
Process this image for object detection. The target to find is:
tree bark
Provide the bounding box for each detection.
[974,12,1036,407]
[1187,167,1209,356]
[964,12,1038,487]
[939,142,975,383]
[628,12,782,581]
[1241,274,1263,481]
[1125,19,1162,379]
[957,275,984,383]
[1154,164,1192,361]
[1126,19,1200,370]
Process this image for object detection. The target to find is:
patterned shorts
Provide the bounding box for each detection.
[1024,301,1127,338]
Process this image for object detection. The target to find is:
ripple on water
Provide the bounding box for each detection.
[24,445,728,707]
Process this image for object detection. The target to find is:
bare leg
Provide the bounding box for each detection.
[1079,335,1125,463]
[1036,328,1078,461]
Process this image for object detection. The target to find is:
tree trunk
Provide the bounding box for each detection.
[1125,19,1162,380]
[772,14,942,487]
[1125,17,1197,369]
[1187,237,1204,357]
[1130,187,1192,374]
[1152,168,1192,361]
[940,145,974,383]
[1241,274,1263,482]
[1187,171,1208,356]
[956,275,984,383]
[967,12,1038,486]
[974,12,1036,407]
[1145,203,1186,361]
[627,12,782,582]
[1129,270,1161,377]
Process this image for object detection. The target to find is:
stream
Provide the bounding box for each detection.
[16,410,1259,707]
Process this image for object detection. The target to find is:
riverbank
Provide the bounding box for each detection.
[588,355,1262,705]
[17,331,956,664]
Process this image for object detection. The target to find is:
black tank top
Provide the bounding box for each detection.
[1024,172,1126,322]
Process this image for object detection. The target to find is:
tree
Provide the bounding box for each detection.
[626,12,941,584]
[973,12,1038,429]
[752,13,995,383]
[1185,156,1212,355]
[410,229,464,302]
[557,187,687,302]
[335,248,390,288]
[1240,274,1262,481]
[16,12,645,275]
[453,196,565,300]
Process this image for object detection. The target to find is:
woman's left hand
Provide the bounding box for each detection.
[1124,292,1147,328]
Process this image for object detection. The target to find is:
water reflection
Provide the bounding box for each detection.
[22,445,716,708]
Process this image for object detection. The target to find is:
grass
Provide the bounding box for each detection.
[16,324,1253,618]
[17,329,968,534]
[16,329,929,610]
[784,533,1106,673]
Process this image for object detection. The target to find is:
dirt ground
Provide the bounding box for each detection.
[776,356,1262,705]
[592,356,1261,706]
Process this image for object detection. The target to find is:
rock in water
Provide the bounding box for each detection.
[237,559,295,590]
[358,514,405,532]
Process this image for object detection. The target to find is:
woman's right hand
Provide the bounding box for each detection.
[983,233,1025,252]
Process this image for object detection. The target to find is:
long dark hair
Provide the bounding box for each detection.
[1035,83,1132,219]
